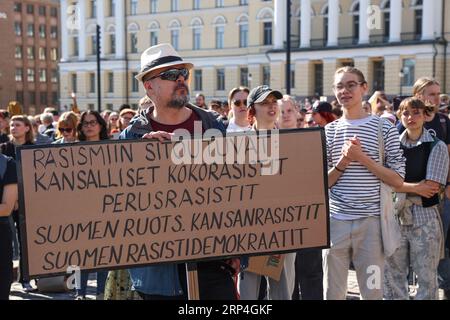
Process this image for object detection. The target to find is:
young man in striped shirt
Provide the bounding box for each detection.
[324,67,406,300]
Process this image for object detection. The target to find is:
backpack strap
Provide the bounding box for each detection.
[0,154,8,180]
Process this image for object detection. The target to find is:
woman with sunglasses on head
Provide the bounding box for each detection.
[384,98,449,300]
[53,112,79,144]
[74,110,109,300]
[226,87,251,133]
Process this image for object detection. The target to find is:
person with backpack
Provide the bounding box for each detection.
[384,97,449,300]
[0,154,18,299]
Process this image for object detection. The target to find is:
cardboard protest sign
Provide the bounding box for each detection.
[17,129,329,279]
[246,254,286,281]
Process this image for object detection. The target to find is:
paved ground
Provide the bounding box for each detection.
[9,264,444,300]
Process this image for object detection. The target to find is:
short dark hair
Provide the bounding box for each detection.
[119,104,132,112]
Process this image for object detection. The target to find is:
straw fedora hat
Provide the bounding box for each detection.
[135,43,193,82]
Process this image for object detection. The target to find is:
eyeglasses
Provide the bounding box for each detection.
[332,81,365,92]
[82,120,98,127]
[232,99,247,107]
[59,127,73,133]
[148,68,190,82]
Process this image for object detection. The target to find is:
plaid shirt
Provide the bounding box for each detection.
[399,129,449,226]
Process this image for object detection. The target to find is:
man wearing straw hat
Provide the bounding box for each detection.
[120,44,235,300]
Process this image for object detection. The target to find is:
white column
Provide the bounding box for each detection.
[389,0,402,43]
[422,0,435,40]
[60,0,69,61]
[358,0,369,44]
[115,0,125,59]
[434,0,443,38]
[300,0,311,48]
[327,0,339,46]
[78,0,86,60]
[274,0,286,49]
[97,0,105,58]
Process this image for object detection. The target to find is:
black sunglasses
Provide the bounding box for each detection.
[232,99,247,107]
[59,127,73,133]
[148,68,190,82]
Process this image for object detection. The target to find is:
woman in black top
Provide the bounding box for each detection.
[0,154,18,300]
[0,115,34,291]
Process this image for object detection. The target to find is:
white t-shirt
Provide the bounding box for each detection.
[226,118,251,133]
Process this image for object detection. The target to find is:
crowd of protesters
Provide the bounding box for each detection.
[1,43,450,301]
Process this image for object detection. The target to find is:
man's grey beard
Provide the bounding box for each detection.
[168,94,190,109]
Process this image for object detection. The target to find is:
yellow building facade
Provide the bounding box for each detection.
[59,0,450,110]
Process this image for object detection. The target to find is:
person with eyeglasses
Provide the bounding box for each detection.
[53,112,79,144]
[120,43,234,301]
[226,87,251,133]
[324,67,405,300]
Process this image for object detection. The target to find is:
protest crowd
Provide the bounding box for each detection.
[1,43,450,301]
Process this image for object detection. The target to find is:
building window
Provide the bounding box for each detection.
[131,72,139,92]
[14,22,22,36]
[40,92,48,105]
[91,35,97,55]
[216,69,225,91]
[39,69,47,82]
[110,0,115,16]
[372,60,385,91]
[171,0,179,12]
[130,33,138,53]
[15,46,22,59]
[262,66,270,86]
[91,0,97,18]
[263,22,272,45]
[27,24,35,37]
[352,4,359,41]
[50,48,57,61]
[108,72,114,92]
[383,1,390,39]
[314,63,323,96]
[194,70,202,91]
[71,74,77,93]
[240,0,248,5]
[290,64,295,89]
[16,91,24,104]
[52,92,58,105]
[27,47,35,60]
[26,4,34,14]
[239,24,248,48]
[50,26,58,39]
[150,31,158,46]
[193,28,201,50]
[106,103,114,110]
[415,6,422,39]
[110,34,116,54]
[216,26,224,49]
[27,69,35,82]
[51,70,58,83]
[240,67,248,87]
[29,91,36,105]
[150,0,158,13]
[14,3,22,12]
[171,30,179,50]
[38,5,46,16]
[73,36,79,56]
[15,68,23,81]
[401,59,415,87]
[39,47,46,60]
[193,0,200,10]
[90,73,96,93]
[50,7,58,17]
[323,10,328,44]
[39,25,46,38]
[130,0,138,15]
[216,0,224,8]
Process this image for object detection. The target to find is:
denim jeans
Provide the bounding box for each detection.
[76,271,108,297]
[438,196,450,291]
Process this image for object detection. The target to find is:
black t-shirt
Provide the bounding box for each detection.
[397,112,450,144]
[0,156,17,223]
[0,133,9,144]
[0,141,34,160]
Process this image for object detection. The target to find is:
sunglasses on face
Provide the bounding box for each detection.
[148,68,190,82]
[59,127,73,133]
[232,99,247,107]
[82,120,98,127]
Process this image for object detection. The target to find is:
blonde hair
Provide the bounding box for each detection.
[334,66,367,84]
[413,77,440,96]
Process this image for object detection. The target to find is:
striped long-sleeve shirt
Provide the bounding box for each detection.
[325,115,406,220]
